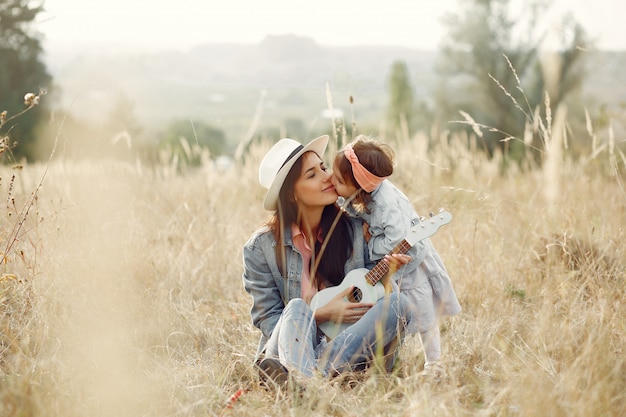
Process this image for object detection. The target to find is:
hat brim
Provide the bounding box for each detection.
[263,135,330,210]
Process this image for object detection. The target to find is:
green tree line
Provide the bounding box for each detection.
[387,0,591,167]
[0,0,50,161]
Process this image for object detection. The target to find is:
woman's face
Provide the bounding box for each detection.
[331,159,359,198]
[293,152,337,209]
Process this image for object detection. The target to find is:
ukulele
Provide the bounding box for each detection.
[310,210,452,339]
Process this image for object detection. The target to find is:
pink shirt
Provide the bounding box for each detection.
[291,223,320,302]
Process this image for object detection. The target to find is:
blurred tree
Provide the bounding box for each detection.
[526,14,588,109]
[386,60,415,139]
[436,0,588,163]
[157,119,226,166]
[0,0,51,161]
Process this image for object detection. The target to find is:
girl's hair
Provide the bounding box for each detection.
[267,151,354,288]
[334,135,394,210]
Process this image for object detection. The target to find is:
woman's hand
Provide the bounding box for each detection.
[314,285,373,324]
[312,255,411,324]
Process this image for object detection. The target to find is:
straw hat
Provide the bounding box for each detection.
[259,135,329,210]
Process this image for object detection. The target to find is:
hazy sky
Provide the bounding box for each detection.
[39,0,625,51]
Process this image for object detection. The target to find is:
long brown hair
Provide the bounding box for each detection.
[267,151,353,288]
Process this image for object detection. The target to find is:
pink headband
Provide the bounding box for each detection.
[343,144,388,193]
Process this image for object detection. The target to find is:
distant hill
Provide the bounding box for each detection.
[43,35,437,141]
[43,35,625,144]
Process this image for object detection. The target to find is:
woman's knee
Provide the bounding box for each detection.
[382,292,405,309]
[284,298,313,319]
[381,292,413,322]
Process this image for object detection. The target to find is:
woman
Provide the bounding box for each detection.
[242,135,413,385]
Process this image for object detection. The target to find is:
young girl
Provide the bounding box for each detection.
[331,134,461,378]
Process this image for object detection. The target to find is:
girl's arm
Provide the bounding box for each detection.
[369,204,408,258]
[369,202,427,264]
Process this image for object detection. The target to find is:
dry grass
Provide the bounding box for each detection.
[0,127,624,416]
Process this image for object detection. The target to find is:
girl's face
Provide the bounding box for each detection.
[331,159,359,198]
[293,152,337,209]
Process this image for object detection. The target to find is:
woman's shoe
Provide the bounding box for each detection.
[257,358,289,388]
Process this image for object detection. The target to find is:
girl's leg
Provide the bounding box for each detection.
[264,298,319,377]
[319,292,411,376]
[419,325,446,380]
[419,325,441,364]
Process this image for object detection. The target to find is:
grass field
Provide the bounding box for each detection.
[0,123,624,416]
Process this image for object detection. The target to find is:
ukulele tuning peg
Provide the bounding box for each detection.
[429,212,435,218]
[438,207,444,213]
[419,216,425,222]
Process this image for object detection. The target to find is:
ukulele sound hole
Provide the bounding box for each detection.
[347,287,363,303]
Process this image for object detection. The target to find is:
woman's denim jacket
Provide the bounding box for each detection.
[242,216,369,359]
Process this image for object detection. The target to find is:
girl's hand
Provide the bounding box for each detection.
[384,253,412,268]
[381,253,412,294]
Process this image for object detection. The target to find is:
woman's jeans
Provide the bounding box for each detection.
[264,293,411,377]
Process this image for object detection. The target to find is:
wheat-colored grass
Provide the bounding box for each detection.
[0,128,624,416]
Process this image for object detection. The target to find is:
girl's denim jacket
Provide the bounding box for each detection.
[242,216,369,358]
[345,180,428,279]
